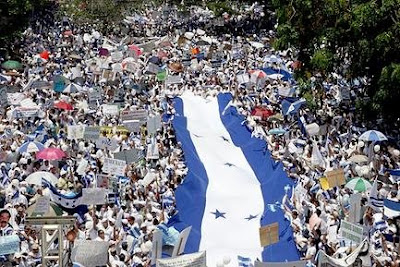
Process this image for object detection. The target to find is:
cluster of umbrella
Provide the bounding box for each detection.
[17,141,66,160]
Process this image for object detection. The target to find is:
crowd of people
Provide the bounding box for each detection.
[0,2,399,267]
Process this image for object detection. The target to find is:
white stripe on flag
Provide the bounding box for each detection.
[181,92,263,266]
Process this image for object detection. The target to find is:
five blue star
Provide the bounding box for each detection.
[245,214,258,221]
[211,209,226,219]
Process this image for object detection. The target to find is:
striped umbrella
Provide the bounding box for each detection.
[359,130,387,142]
[63,83,82,93]
[17,141,45,153]
[345,177,372,192]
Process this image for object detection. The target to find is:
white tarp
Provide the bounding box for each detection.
[71,240,109,266]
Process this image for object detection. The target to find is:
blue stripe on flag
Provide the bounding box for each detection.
[170,97,209,253]
[238,255,252,267]
[384,199,400,218]
[217,93,299,262]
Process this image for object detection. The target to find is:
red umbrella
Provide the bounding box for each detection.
[40,51,50,60]
[128,45,142,57]
[54,101,73,110]
[251,106,274,120]
[36,148,66,160]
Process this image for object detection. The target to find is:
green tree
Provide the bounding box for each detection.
[271,0,400,119]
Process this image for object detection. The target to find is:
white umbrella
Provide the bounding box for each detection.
[26,171,59,186]
[359,130,388,142]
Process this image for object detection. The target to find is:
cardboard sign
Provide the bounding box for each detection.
[67,125,85,140]
[100,126,129,138]
[165,75,183,86]
[122,120,142,133]
[237,73,250,84]
[340,220,363,244]
[81,188,107,205]
[147,115,162,135]
[95,137,119,151]
[156,251,206,267]
[76,159,88,175]
[84,126,101,141]
[120,109,148,122]
[88,87,103,106]
[259,222,279,247]
[103,157,126,176]
[71,241,108,266]
[7,93,25,105]
[114,149,143,164]
[0,235,20,256]
[326,168,345,189]
[31,196,50,217]
[97,174,109,188]
[12,107,39,118]
[102,104,119,116]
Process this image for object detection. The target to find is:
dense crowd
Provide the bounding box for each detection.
[0,2,399,267]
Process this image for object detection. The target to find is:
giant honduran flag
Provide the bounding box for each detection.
[170,91,299,266]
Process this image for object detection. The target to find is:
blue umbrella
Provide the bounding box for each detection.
[268,128,287,135]
[359,130,387,142]
[17,141,45,153]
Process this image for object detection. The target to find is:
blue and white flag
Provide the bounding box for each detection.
[171,92,298,266]
[238,255,253,267]
[42,178,83,209]
[369,179,384,211]
[384,199,400,218]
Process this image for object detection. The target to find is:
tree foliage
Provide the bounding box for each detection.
[0,0,49,45]
[271,0,400,119]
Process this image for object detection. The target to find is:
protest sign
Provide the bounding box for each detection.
[84,126,101,140]
[95,136,119,151]
[259,222,279,247]
[100,126,129,138]
[12,107,39,118]
[102,104,119,116]
[67,125,85,140]
[81,188,107,205]
[97,174,109,188]
[88,87,102,106]
[114,149,143,164]
[71,240,108,266]
[325,168,345,189]
[151,230,163,265]
[348,193,362,224]
[340,220,364,244]
[122,120,142,133]
[0,235,20,256]
[120,109,148,122]
[7,93,25,105]
[172,226,192,257]
[156,251,206,267]
[31,196,50,217]
[165,75,183,86]
[76,159,88,175]
[255,260,308,267]
[147,114,162,135]
[103,157,126,176]
[237,73,250,84]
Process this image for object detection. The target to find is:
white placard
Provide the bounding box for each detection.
[103,157,126,176]
[172,226,192,257]
[340,220,364,244]
[348,193,362,224]
[12,107,39,118]
[7,93,26,105]
[120,109,148,122]
[76,159,88,175]
[156,251,206,267]
[147,115,161,135]
[237,73,250,84]
[0,87,8,106]
[0,235,20,256]
[165,75,183,86]
[95,136,119,151]
[67,125,85,140]
[32,196,50,216]
[102,104,119,116]
[122,120,142,133]
[84,126,101,140]
[71,240,108,266]
[81,188,107,205]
